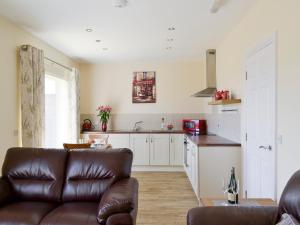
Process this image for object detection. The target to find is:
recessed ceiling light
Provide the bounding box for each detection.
[168,27,175,31]
[103,48,108,51]
[166,38,174,42]
[86,28,93,32]
[166,47,172,50]
[96,40,101,42]
[114,0,128,8]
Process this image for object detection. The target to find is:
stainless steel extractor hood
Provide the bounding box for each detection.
[192,49,216,97]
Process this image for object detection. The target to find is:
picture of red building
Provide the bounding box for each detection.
[132,71,156,103]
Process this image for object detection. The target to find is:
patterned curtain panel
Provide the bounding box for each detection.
[20,45,45,147]
[69,68,80,143]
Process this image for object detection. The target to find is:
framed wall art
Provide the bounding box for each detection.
[132,71,156,103]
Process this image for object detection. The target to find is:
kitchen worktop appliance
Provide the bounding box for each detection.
[183,119,207,135]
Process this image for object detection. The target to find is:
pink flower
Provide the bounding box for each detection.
[97,105,112,112]
[96,105,112,123]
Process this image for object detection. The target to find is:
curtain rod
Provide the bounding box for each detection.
[44,57,73,72]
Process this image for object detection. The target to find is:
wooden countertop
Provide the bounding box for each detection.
[186,134,241,147]
[82,130,185,134]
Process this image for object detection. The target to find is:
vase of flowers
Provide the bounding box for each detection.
[97,105,112,132]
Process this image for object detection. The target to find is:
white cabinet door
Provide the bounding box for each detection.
[186,139,193,181]
[130,134,150,166]
[150,134,170,166]
[191,144,198,196]
[170,134,184,166]
[108,134,130,149]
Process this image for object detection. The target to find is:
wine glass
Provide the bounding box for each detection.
[222,179,229,206]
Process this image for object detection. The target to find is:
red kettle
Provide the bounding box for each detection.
[82,119,94,131]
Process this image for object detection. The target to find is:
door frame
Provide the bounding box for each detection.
[243,32,278,200]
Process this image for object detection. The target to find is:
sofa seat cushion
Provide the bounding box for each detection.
[0,201,57,225]
[40,202,99,225]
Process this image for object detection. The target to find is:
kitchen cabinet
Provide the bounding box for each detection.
[190,143,198,193]
[184,136,241,200]
[108,134,130,148]
[150,134,170,165]
[130,134,150,166]
[81,131,185,170]
[186,138,198,194]
[170,134,184,166]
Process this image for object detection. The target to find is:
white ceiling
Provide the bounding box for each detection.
[0,0,257,63]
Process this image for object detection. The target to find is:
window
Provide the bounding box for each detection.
[45,73,71,148]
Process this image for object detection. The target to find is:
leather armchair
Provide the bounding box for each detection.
[188,206,278,225]
[187,170,300,225]
[0,177,12,206]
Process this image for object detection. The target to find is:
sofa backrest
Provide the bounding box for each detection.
[278,170,300,222]
[62,148,133,202]
[2,147,68,202]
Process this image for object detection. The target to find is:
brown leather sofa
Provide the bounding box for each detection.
[187,170,300,225]
[0,147,138,225]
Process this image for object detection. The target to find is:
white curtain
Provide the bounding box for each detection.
[19,45,45,147]
[69,68,80,143]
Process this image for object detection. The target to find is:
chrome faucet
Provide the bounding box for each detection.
[133,121,143,131]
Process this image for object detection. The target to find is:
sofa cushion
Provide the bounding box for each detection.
[62,149,133,202]
[40,202,99,225]
[0,201,57,225]
[2,148,68,202]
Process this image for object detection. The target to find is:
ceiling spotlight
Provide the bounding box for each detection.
[96,40,101,43]
[168,27,175,31]
[166,47,172,50]
[86,28,93,32]
[114,0,128,8]
[166,38,174,42]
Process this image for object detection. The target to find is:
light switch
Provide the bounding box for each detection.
[13,129,18,137]
[277,135,283,145]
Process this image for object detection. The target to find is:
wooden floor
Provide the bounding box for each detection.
[132,172,199,225]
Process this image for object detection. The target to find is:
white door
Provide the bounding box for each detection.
[170,134,184,166]
[150,134,170,166]
[108,134,130,148]
[245,36,276,199]
[130,134,150,166]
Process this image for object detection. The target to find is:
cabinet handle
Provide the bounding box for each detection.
[151,138,153,143]
[146,138,148,143]
[171,137,173,143]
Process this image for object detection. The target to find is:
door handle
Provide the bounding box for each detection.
[259,145,272,151]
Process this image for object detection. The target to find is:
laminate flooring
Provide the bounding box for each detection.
[132,172,199,225]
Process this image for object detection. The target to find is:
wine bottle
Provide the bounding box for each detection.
[227,167,238,204]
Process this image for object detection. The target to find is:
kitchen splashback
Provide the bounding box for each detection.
[80,112,241,143]
[81,113,203,131]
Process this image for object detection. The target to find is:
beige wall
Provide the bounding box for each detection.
[80,60,206,114]
[216,0,300,198]
[0,16,77,166]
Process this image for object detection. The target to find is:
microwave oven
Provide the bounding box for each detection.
[183,119,207,135]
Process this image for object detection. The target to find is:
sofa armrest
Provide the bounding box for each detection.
[187,206,278,225]
[97,178,139,225]
[0,177,12,206]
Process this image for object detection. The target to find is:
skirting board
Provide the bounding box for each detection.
[132,166,184,172]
